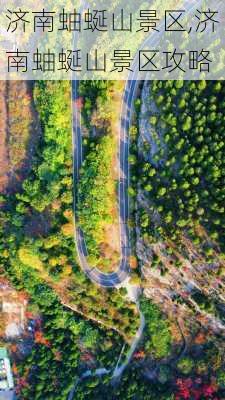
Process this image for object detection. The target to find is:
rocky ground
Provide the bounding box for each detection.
[136,81,225,341]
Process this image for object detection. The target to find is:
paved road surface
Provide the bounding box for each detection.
[72,79,138,287]
[68,3,203,399]
[72,0,200,287]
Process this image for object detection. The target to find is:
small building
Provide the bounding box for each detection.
[0,348,14,397]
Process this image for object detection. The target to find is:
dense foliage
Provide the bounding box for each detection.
[76,81,121,271]
[0,81,138,337]
[139,81,225,252]
[0,81,139,398]
[1,77,225,399]
[140,297,172,359]
[77,135,116,267]
[78,81,109,128]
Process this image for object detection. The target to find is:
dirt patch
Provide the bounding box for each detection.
[0,82,9,192]
[0,279,28,339]
[99,223,120,272]
[24,209,51,238]
[96,82,125,271]
[0,81,42,194]
[103,223,120,255]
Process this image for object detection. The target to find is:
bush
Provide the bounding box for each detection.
[177,357,194,375]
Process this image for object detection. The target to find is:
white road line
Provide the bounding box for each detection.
[72,0,202,287]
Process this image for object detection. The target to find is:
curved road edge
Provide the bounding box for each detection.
[72,79,139,287]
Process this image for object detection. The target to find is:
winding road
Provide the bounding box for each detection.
[72,0,200,288]
[72,79,138,287]
[69,3,205,398]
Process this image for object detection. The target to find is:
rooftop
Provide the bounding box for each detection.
[0,348,14,391]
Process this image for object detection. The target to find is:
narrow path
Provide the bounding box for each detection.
[69,1,206,398]
[68,369,110,400]
[112,306,145,379]
[68,304,145,400]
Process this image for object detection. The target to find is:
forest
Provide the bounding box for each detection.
[77,81,122,271]
[0,80,139,398]
[77,135,117,269]
[129,79,225,399]
[138,80,225,253]
[0,76,225,399]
